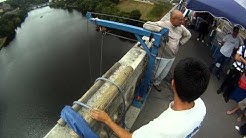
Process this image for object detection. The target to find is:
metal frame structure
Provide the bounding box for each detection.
[86,12,169,108]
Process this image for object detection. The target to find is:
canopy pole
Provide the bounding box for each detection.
[177,0,187,11]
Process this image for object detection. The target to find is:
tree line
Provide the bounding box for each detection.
[50,0,142,26]
[0,0,48,38]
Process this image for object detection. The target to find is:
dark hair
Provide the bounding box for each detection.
[173,58,210,103]
[233,26,240,32]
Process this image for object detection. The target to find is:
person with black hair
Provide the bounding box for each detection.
[209,26,241,79]
[217,39,246,102]
[90,57,210,138]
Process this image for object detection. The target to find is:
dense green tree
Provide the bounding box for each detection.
[129,10,141,20]
[14,17,22,26]
[110,0,120,4]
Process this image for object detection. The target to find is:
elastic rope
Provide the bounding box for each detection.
[105,32,138,42]
[95,77,126,127]
[90,12,164,28]
[87,20,93,84]
[91,12,145,24]
[100,34,104,76]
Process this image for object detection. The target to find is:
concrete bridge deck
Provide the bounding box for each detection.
[131,29,243,138]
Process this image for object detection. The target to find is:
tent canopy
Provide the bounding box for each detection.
[186,0,246,28]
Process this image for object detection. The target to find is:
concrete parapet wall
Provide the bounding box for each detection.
[45,42,150,138]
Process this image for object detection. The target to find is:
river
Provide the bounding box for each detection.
[0,7,133,137]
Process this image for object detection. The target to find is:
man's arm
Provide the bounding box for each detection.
[235,53,246,65]
[143,20,165,32]
[180,26,191,45]
[90,109,132,138]
[221,35,229,46]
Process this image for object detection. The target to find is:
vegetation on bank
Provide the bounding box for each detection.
[6,0,49,8]
[116,0,172,21]
[51,0,173,23]
[0,0,48,38]
[0,10,27,37]
[0,37,7,48]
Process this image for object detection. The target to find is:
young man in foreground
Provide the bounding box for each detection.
[91,57,210,138]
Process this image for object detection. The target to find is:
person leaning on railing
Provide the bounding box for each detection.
[142,10,191,92]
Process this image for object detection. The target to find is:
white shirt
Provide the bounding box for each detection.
[220,34,240,57]
[233,45,246,72]
[132,98,206,138]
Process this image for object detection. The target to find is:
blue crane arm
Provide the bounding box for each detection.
[86,12,169,108]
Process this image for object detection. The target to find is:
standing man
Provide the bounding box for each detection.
[143,10,191,91]
[209,26,240,79]
[217,39,246,102]
[90,58,210,138]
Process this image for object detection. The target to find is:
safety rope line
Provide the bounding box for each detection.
[90,12,145,24]
[87,20,93,84]
[100,33,104,76]
[105,32,138,42]
[95,77,126,128]
[90,12,164,28]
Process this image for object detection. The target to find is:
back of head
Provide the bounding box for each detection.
[232,26,239,37]
[173,58,210,103]
[233,26,240,32]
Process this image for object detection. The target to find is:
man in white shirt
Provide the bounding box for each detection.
[217,40,246,102]
[209,26,240,79]
[90,58,210,138]
[143,10,191,91]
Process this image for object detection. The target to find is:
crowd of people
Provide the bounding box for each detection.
[194,12,246,136]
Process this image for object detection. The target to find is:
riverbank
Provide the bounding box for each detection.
[0,0,48,47]
[51,0,172,21]
[117,0,172,21]
[0,37,7,49]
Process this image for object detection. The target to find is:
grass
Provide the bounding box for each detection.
[116,0,173,21]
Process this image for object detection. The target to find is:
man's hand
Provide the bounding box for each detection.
[90,109,112,124]
[239,56,244,62]
[90,109,132,138]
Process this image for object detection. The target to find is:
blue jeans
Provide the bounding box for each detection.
[209,52,228,76]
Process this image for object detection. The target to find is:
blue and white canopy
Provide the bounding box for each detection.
[186,0,246,28]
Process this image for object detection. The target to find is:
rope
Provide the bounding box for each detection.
[105,32,138,42]
[100,33,104,76]
[87,20,93,84]
[90,12,145,24]
[95,77,126,128]
[90,12,164,28]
